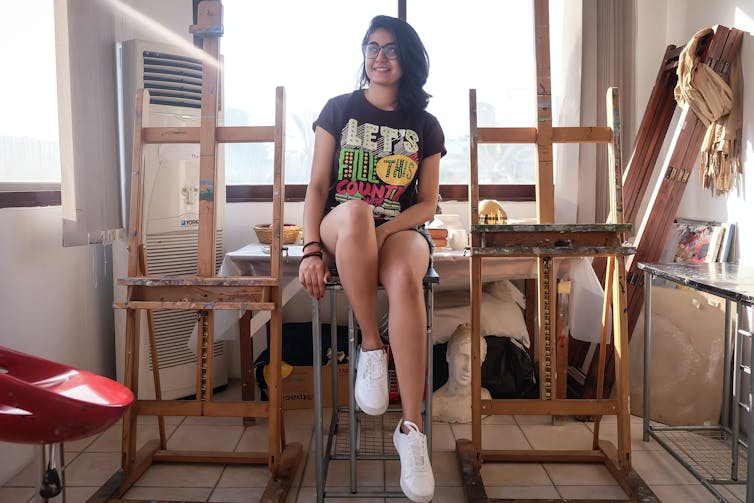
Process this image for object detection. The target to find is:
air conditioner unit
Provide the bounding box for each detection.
[113,39,228,399]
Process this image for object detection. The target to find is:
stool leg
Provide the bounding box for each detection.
[425,283,434,461]
[312,297,324,503]
[330,290,339,425]
[348,306,358,493]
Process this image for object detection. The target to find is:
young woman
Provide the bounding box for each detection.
[298,15,444,503]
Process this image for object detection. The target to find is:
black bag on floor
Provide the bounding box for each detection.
[481,336,538,398]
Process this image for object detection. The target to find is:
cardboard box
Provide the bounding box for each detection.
[281,363,350,410]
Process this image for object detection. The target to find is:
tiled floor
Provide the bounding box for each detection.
[1,380,747,502]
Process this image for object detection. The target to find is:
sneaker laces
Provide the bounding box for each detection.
[361,350,384,383]
[402,421,428,473]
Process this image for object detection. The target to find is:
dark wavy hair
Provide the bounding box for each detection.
[359,15,431,113]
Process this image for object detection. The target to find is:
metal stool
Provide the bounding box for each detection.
[311,267,439,501]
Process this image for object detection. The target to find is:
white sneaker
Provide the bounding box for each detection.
[393,419,434,503]
[354,347,388,415]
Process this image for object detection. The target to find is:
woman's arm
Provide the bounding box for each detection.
[299,126,336,299]
[375,152,441,248]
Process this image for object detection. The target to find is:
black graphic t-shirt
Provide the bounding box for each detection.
[313,91,446,224]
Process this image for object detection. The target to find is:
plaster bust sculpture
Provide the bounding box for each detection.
[432,323,491,423]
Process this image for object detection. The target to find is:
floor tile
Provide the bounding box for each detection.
[168,423,245,452]
[585,414,665,452]
[520,421,594,450]
[217,464,276,488]
[632,450,703,485]
[429,422,456,451]
[557,484,628,499]
[650,483,726,502]
[0,487,35,503]
[123,486,213,501]
[543,462,617,486]
[451,424,531,450]
[134,462,224,487]
[481,462,551,487]
[485,484,560,499]
[481,413,517,425]
[86,421,179,452]
[209,486,266,501]
[62,452,121,487]
[303,459,385,489]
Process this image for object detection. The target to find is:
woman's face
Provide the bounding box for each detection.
[364,28,403,88]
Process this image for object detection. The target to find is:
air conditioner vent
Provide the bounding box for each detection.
[142,50,203,108]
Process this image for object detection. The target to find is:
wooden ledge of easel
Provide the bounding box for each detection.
[142,125,276,145]
[471,223,633,233]
[477,126,613,144]
[480,398,617,416]
[134,399,268,417]
[471,246,636,258]
[119,275,279,287]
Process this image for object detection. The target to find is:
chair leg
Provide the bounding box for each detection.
[312,297,325,503]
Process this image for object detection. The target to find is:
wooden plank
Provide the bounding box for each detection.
[260,442,303,503]
[239,310,257,425]
[114,300,276,311]
[533,0,554,223]
[122,308,140,470]
[477,127,536,144]
[118,276,278,287]
[456,439,487,503]
[142,125,276,144]
[471,246,634,258]
[135,400,202,416]
[153,450,268,464]
[555,280,571,400]
[552,126,612,144]
[472,223,632,233]
[126,90,148,278]
[480,398,617,416]
[203,399,268,417]
[600,441,661,502]
[481,449,606,463]
[471,256,484,459]
[196,1,222,277]
[127,284,268,304]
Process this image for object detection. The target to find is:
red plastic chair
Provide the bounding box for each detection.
[0,346,133,499]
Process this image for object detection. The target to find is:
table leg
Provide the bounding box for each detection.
[239,311,256,426]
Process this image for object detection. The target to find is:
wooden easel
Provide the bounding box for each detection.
[94,3,301,502]
[457,1,657,501]
[572,25,743,400]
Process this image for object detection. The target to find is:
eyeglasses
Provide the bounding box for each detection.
[363,42,399,60]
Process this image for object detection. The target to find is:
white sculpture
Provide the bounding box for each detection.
[432,323,491,423]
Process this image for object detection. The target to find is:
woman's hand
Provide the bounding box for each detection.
[299,253,331,301]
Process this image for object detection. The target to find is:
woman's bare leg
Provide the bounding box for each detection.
[379,230,430,429]
[320,200,382,350]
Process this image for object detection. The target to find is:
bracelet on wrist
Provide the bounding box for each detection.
[303,240,322,251]
[301,251,323,260]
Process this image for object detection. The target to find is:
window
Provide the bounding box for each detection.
[0,1,60,186]
[409,0,537,185]
[221,1,386,185]
[221,1,543,191]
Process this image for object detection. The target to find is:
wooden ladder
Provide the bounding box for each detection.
[95,2,301,502]
[458,1,657,501]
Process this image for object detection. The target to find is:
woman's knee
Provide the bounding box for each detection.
[322,200,375,243]
[380,265,424,298]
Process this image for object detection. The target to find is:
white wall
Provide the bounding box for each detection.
[0,207,114,484]
[635,0,754,265]
[0,0,194,487]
